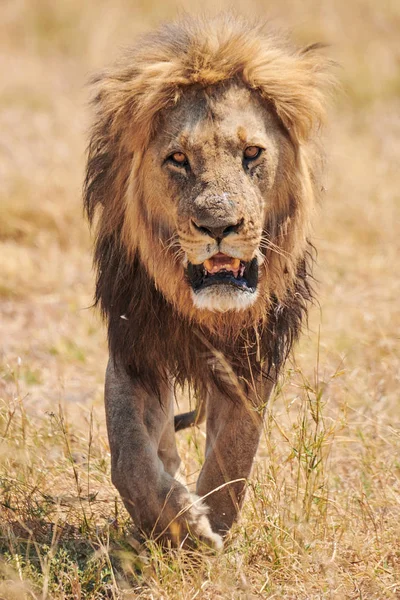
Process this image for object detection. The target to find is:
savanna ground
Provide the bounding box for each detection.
[0,0,399,598]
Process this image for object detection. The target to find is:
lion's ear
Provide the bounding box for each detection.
[272,44,337,144]
[245,40,337,145]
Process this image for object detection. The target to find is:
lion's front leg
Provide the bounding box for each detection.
[196,381,274,536]
[105,359,222,549]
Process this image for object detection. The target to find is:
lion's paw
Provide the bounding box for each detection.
[182,493,223,550]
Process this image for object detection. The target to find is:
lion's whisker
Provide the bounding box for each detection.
[260,235,293,259]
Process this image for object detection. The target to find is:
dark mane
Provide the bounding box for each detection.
[83,14,332,401]
[94,228,314,399]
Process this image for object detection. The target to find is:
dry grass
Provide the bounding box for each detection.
[1,0,399,598]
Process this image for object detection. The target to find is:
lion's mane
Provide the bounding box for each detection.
[84,15,334,397]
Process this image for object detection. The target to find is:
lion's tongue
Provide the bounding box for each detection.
[204,253,241,277]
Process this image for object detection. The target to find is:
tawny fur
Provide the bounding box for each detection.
[84,14,333,397]
[83,14,335,545]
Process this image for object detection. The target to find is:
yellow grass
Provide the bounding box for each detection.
[0,0,399,598]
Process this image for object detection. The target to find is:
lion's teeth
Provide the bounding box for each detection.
[231,258,240,270]
[204,257,241,274]
[204,259,213,272]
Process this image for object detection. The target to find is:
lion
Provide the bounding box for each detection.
[84,14,334,549]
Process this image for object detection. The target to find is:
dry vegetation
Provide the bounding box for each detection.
[0,0,399,598]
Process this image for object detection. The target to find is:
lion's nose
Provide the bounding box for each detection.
[192,219,243,241]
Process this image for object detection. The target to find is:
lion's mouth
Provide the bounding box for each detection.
[186,253,258,293]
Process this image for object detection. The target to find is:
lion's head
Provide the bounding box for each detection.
[133,81,287,315]
[84,15,334,391]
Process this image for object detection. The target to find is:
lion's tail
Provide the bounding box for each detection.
[174,402,206,432]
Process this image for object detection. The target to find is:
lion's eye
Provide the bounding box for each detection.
[168,152,189,167]
[243,146,263,161]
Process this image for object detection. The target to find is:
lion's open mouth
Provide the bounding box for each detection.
[186,253,258,293]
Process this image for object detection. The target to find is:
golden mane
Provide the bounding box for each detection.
[90,14,332,144]
[84,14,334,398]
[85,14,334,217]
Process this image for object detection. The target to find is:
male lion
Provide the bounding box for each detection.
[84,15,334,549]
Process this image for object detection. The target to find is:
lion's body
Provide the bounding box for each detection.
[84,15,333,548]
[93,242,313,399]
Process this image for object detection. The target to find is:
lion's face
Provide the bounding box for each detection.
[140,83,293,313]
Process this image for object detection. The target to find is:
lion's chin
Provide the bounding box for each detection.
[191,285,259,313]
